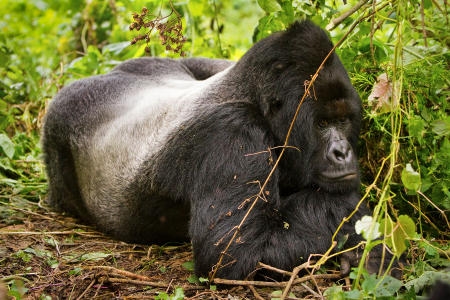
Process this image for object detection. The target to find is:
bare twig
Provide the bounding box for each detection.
[301,283,321,298]
[213,278,286,287]
[248,285,265,300]
[106,277,169,288]
[305,268,323,299]
[93,279,104,298]
[0,230,102,237]
[76,279,95,300]
[213,273,341,288]
[281,262,310,300]
[326,0,370,31]
[165,278,174,293]
[105,278,204,290]
[87,266,152,281]
[244,145,301,157]
[404,199,443,233]
[293,273,341,284]
[417,190,450,230]
[258,262,294,276]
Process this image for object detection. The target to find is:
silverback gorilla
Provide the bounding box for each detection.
[43,21,373,279]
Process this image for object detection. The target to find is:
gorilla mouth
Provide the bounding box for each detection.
[319,171,357,181]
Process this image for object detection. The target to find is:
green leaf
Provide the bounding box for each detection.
[257,0,282,13]
[253,14,285,42]
[401,164,421,191]
[155,292,169,300]
[172,287,184,300]
[380,215,416,256]
[324,285,345,299]
[0,133,15,158]
[182,261,195,271]
[397,215,416,239]
[199,277,209,283]
[375,275,403,297]
[69,267,82,276]
[431,118,450,136]
[404,271,450,293]
[408,116,427,143]
[187,274,200,284]
[343,290,361,299]
[7,279,28,299]
[79,252,110,261]
[362,273,378,294]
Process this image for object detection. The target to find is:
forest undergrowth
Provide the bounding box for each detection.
[0,0,448,299]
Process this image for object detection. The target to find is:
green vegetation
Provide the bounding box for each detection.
[0,0,448,299]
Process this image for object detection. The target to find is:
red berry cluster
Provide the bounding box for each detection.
[129,5,187,56]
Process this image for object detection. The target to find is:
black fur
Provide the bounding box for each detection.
[43,21,373,279]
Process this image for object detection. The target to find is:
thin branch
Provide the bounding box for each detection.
[87,266,152,281]
[301,283,321,298]
[213,273,340,288]
[417,190,450,230]
[104,278,204,290]
[212,278,285,287]
[0,230,102,237]
[281,262,308,299]
[76,279,95,300]
[248,285,265,300]
[404,198,442,234]
[326,0,370,31]
[106,278,170,288]
[258,262,294,276]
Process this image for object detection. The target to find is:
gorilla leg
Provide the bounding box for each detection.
[43,141,87,218]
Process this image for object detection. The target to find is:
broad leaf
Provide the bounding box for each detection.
[401,164,421,191]
[0,133,15,158]
[375,275,403,297]
[257,0,282,13]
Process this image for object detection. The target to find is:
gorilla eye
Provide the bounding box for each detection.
[318,120,328,128]
[338,117,347,124]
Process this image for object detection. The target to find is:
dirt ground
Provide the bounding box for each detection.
[0,199,344,299]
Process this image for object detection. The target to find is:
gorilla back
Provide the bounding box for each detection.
[43,21,365,279]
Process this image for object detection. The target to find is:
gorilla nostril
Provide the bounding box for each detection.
[328,142,352,164]
[334,149,346,161]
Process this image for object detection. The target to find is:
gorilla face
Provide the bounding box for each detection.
[307,64,362,193]
[311,103,360,193]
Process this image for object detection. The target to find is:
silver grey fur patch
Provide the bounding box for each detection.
[72,68,230,228]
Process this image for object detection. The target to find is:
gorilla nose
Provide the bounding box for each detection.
[327,140,352,164]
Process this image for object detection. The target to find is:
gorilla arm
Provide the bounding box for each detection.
[151,102,361,279]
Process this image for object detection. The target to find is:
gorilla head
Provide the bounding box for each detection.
[230,21,361,195]
[43,20,391,280]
